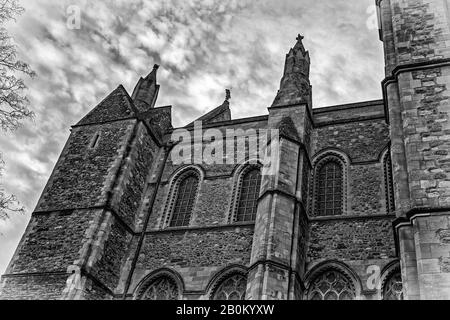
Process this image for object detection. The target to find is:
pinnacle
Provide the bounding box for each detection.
[145,64,160,79]
[293,33,307,55]
[225,89,231,102]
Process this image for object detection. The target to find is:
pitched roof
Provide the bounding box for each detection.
[185,98,231,127]
[76,85,136,126]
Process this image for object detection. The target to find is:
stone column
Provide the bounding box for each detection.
[378,0,450,299]
[246,105,311,300]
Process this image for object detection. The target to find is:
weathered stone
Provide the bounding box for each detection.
[3,0,450,300]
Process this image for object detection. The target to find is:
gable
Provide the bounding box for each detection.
[76,85,136,126]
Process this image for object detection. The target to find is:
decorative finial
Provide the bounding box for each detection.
[153,64,160,70]
[296,34,304,42]
[225,89,231,102]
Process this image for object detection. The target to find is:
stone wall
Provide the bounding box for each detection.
[313,100,385,125]
[308,217,396,262]
[192,178,234,226]
[111,122,159,228]
[0,275,68,300]
[146,174,242,230]
[89,216,132,293]
[143,118,270,231]
[5,210,102,274]
[36,120,136,212]
[304,103,396,299]
[391,0,450,65]
[138,226,254,270]
[349,164,386,216]
[310,109,392,217]
[128,225,254,296]
[313,119,389,163]
[380,0,450,74]
[380,0,450,300]
[411,214,450,299]
[306,216,398,299]
[398,66,450,207]
[127,118,272,298]
[0,208,133,299]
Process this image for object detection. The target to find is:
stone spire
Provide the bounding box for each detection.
[131,64,160,112]
[272,34,312,107]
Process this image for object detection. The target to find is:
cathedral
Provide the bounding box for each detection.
[1,0,450,300]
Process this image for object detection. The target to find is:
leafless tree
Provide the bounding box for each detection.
[0,0,35,131]
[0,0,34,219]
[0,157,24,220]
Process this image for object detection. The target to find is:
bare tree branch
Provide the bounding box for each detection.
[0,0,34,220]
[0,155,25,220]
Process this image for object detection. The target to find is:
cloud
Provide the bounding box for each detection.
[0,0,384,274]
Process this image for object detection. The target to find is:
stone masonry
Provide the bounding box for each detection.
[1,0,450,300]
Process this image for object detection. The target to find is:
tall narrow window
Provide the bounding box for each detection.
[236,169,261,222]
[89,132,100,149]
[169,174,199,227]
[307,270,355,300]
[384,152,395,214]
[212,274,247,300]
[316,161,343,216]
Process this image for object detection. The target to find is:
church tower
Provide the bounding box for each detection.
[0,65,172,299]
[378,0,450,299]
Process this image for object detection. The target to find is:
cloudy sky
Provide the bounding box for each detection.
[0,0,384,274]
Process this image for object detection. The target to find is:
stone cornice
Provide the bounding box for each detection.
[392,207,450,256]
[383,58,450,86]
[310,213,396,223]
[1,271,68,278]
[315,115,387,127]
[33,205,137,236]
[392,206,450,230]
[381,58,450,123]
[171,115,269,132]
[144,222,255,235]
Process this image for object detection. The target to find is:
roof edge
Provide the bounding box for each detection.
[313,99,384,114]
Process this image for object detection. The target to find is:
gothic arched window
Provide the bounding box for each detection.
[212,274,247,300]
[307,270,355,300]
[139,276,179,300]
[169,173,199,227]
[383,272,403,300]
[383,152,395,214]
[236,168,262,222]
[316,160,343,216]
